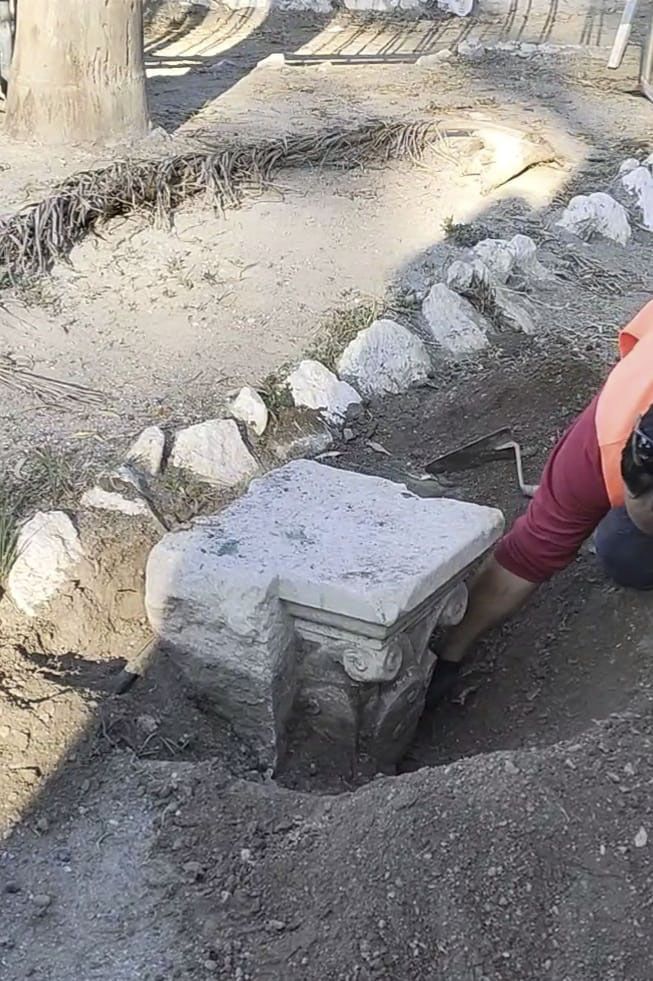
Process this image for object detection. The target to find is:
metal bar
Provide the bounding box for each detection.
[608,0,640,69]
[640,1,653,100]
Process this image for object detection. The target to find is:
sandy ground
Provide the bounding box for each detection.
[1,1,653,979]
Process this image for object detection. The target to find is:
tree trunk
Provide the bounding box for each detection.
[6,0,149,144]
[0,1,12,97]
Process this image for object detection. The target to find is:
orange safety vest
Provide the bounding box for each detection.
[595,299,653,507]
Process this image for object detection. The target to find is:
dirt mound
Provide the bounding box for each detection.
[141,703,652,980]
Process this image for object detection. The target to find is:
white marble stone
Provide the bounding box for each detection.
[230,386,269,436]
[437,0,472,14]
[171,418,259,486]
[416,49,453,68]
[146,462,503,765]
[472,239,515,283]
[557,192,631,245]
[619,158,641,176]
[621,166,653,231]
[287,359,361,423]
[422,283,491,355]
[8,511,84,616]
[126,425,165,476]
[338,319,431,398]
[81,486,150,517]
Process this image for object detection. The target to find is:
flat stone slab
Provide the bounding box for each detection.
[146,461,503,768]
[150,460,503,629]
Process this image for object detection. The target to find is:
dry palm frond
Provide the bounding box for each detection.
[0,353,106,407]
[0,119,472,287]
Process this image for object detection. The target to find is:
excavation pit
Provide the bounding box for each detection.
[145,460,504,769]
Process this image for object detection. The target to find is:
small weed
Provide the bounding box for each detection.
[306,303,380,372]
[17,278,63,315]
[441,216,489,248]
[26,449,74,505]
[0,482,23,585]
[260,365,294,416]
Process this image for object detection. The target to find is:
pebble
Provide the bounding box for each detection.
[503,759,519,775]
[634,826,648,848]
[203,959,218,973]
[240,848,252,863]
[35,816,49,834]
[264,919,286,933]
[183,860,205,880]
[33,893,52,914]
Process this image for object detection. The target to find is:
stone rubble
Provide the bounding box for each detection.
[171,418,259,486]
[8,511,84,617]
[126,425,166,476]
[472,239,515,283]
[230,385,269,436]
[557,192,631,246]
[416,49,453,68]
[146,460,503,768]
[620,166,653,231]
[287,359,362,424]
[422,283,491,355]
[80,486,151,518]
[338,319,431,398]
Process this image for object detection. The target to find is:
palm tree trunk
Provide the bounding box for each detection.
[6,0,149,143]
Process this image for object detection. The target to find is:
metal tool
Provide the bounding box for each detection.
[425,427,538,499]
[607,0,653,102]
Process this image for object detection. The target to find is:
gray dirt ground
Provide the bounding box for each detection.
[2,2,653,979]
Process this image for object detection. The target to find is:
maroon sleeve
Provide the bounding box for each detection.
[494,395,610,583]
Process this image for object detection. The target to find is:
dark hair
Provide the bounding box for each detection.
[621,404,653,497]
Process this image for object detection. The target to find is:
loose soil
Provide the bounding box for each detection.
[2,2,653,979]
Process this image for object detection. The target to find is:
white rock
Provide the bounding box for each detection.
[495,40,520,52]
[230,386,269,436]
[644,152,653,169]
[634,826,648,848]
[416,49,453,68]
[517,42,537,57]
[8,511,84,616]
[508,234,550,279]
[343,0,397,8]
[557,192,631,246]
[126,425,165,476]
[619,158,641,176]
[472,239,515,283]
[446,258,492,293]
[171,419,259,486]
[457,39,486,59]
[80,486,150,517]
[146,461,504,765]
[256,53,285,69]
[422,283,491,355]
[287,360,362,423]
[338,319,431,398]
[621,166,653,231]
[437,0,472,15]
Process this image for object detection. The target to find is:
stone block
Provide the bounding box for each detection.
[171,418,259,486]
[338,319,431,398]
[146,461,503,768]
[621,166,653,231]
[287,359,361,424]
[8,511,84,616]
[230,386,269,436]
[126,426,165,476]
[557,192,631,246]
[422,283,491,355]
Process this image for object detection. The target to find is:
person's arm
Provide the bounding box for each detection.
[440,396,610,665]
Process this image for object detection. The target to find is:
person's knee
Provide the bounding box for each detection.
[594,507,653,590]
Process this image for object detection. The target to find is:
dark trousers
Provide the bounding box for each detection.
[594,506,653,590]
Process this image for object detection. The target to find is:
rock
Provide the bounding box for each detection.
[268,409,334,462]
[183,860,205,881]
[634,826,648,848]
[8,511,84,617]
[264,919,287,933]
[557,192,631,245]
[457,39,486,59]
[81,486,150,518]
[619,157,641,176]
[256,52,285,69]
[472,239,515,283]
[171,419,259,486]
[621,166,653,231]
[0,726,29,752]
[146,460,503,768]
[437,0,472,14]
[35,817,49,834]
[230,386,269,436]
[422,283,491,355]
[338,319,431,398]
[33,893,52,914]
[508,233,549,279]
[416,49,453,68]
[126,426,165,476]
[493,287,537,335]
[445,259,492,293]
[287,360,361,424]
[517,42,537,57]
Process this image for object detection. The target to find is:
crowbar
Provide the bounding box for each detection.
[425,427,538,498]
